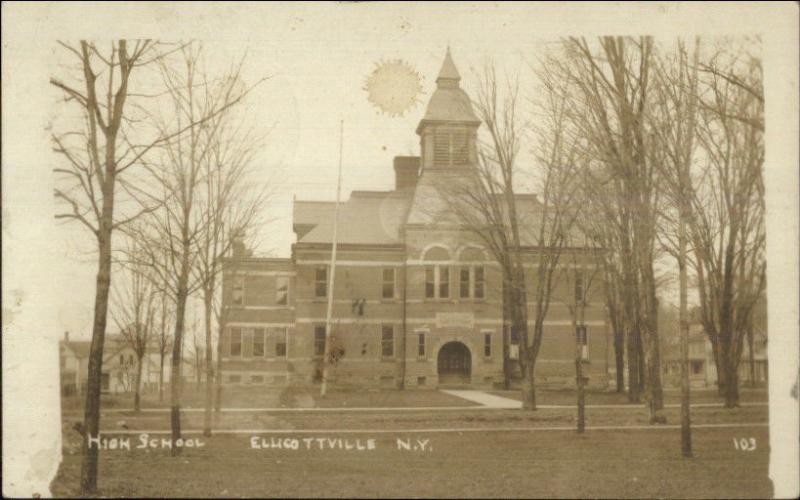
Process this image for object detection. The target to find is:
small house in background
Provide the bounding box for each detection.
[59,331,198,396]
[663,322,768,389]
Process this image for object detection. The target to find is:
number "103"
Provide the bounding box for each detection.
[733,437,757,451]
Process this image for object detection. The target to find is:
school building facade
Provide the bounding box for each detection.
[218,50,613,389]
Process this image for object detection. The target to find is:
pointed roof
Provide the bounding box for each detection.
[436,47,461,83]
[416,49,480,134]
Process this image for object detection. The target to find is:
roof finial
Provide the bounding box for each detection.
[436,47,461,85]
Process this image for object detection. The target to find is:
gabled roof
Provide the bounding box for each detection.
[294,191,412,246]
[62,340,91,358]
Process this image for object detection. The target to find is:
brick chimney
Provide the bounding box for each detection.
[394,156,420,190]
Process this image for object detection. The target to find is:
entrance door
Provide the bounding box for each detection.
[437,341,471,384]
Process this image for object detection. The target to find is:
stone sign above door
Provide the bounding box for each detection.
[435,312,474,329]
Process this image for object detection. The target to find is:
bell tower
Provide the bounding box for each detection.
[416,48,481,171]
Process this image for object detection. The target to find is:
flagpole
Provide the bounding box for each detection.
[321,119,344,397]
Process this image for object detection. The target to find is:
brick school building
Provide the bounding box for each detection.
[219,50,613,390]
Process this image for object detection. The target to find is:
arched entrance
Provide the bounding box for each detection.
[437,341,471,384]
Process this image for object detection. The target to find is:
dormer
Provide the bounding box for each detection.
[415,49,481,170]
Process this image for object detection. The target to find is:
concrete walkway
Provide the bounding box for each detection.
[439,390,522,408]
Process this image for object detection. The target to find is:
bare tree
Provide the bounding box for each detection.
[111,241,158,413]
[128,42,262,455]
[192,108,270,435]
[155,285,174,403]
[561,235,602,434]
[689,40,765,408]
[649,37,702,453]
[51,40,175,493]
[441,64,579,409]
[547,37,666,416]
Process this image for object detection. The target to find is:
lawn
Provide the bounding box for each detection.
[50,425,772,498]
[53,388,770,498]
[61,385,480,413]
[488,388,769,406]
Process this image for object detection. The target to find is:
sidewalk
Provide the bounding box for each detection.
[439,390,521,408]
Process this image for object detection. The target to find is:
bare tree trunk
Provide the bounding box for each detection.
[502,281,512,389]
[80,229,112,494]
[747,325,756,387]
[613,329,625,393]
[576,358,585,434]
[626,326,641,402]
[158,353,165,403]
[724,364,740,408]
[678,213,692,456]
[203,290,214,436]
[134,354,144,413]
[215,319,224,412]
[170,269,189,456]
[521,360,536,410]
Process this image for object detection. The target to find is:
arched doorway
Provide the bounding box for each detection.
[437,341,471,384]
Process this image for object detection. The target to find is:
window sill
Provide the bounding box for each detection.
[380,357,396,362]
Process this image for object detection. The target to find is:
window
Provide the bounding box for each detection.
[314,325,326,356]
[381,325,394,358]
[129,354,134,364]
[575,325,587,345]
[460,268,470,298]
[276,340,287,357]
[119,354,124,365]
[484,332,492,357]
[230,327,242,357]
[382,268,395,299]
[101,373,110,391]
[510,326,520,344]
[232,276,244,305]
[276,276,289,305]
[417,332,426,357]
[315,267,327,298]
[433,132,451,166]
[574,273,585,304]
[691,360,704,375]
[439,266,450,298]
[425,267,435,298]
[251,375,264,384]
[253,328,265,357]
[458,266,485,299]
[228,374,241,384]
[474,266,485,299]
[433,131,470,166]
[417,376,426,386]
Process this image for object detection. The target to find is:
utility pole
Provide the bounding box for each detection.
[321,120,344,397]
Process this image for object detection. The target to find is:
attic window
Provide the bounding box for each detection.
[433,131,470,167]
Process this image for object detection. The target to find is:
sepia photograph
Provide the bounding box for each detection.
[2,2,798,498]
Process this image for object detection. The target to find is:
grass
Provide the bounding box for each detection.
[51,425,772,498]
[61,386,767,414]
[61,385,481,413]
[488,388,769,406]
[53,387,771,497]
